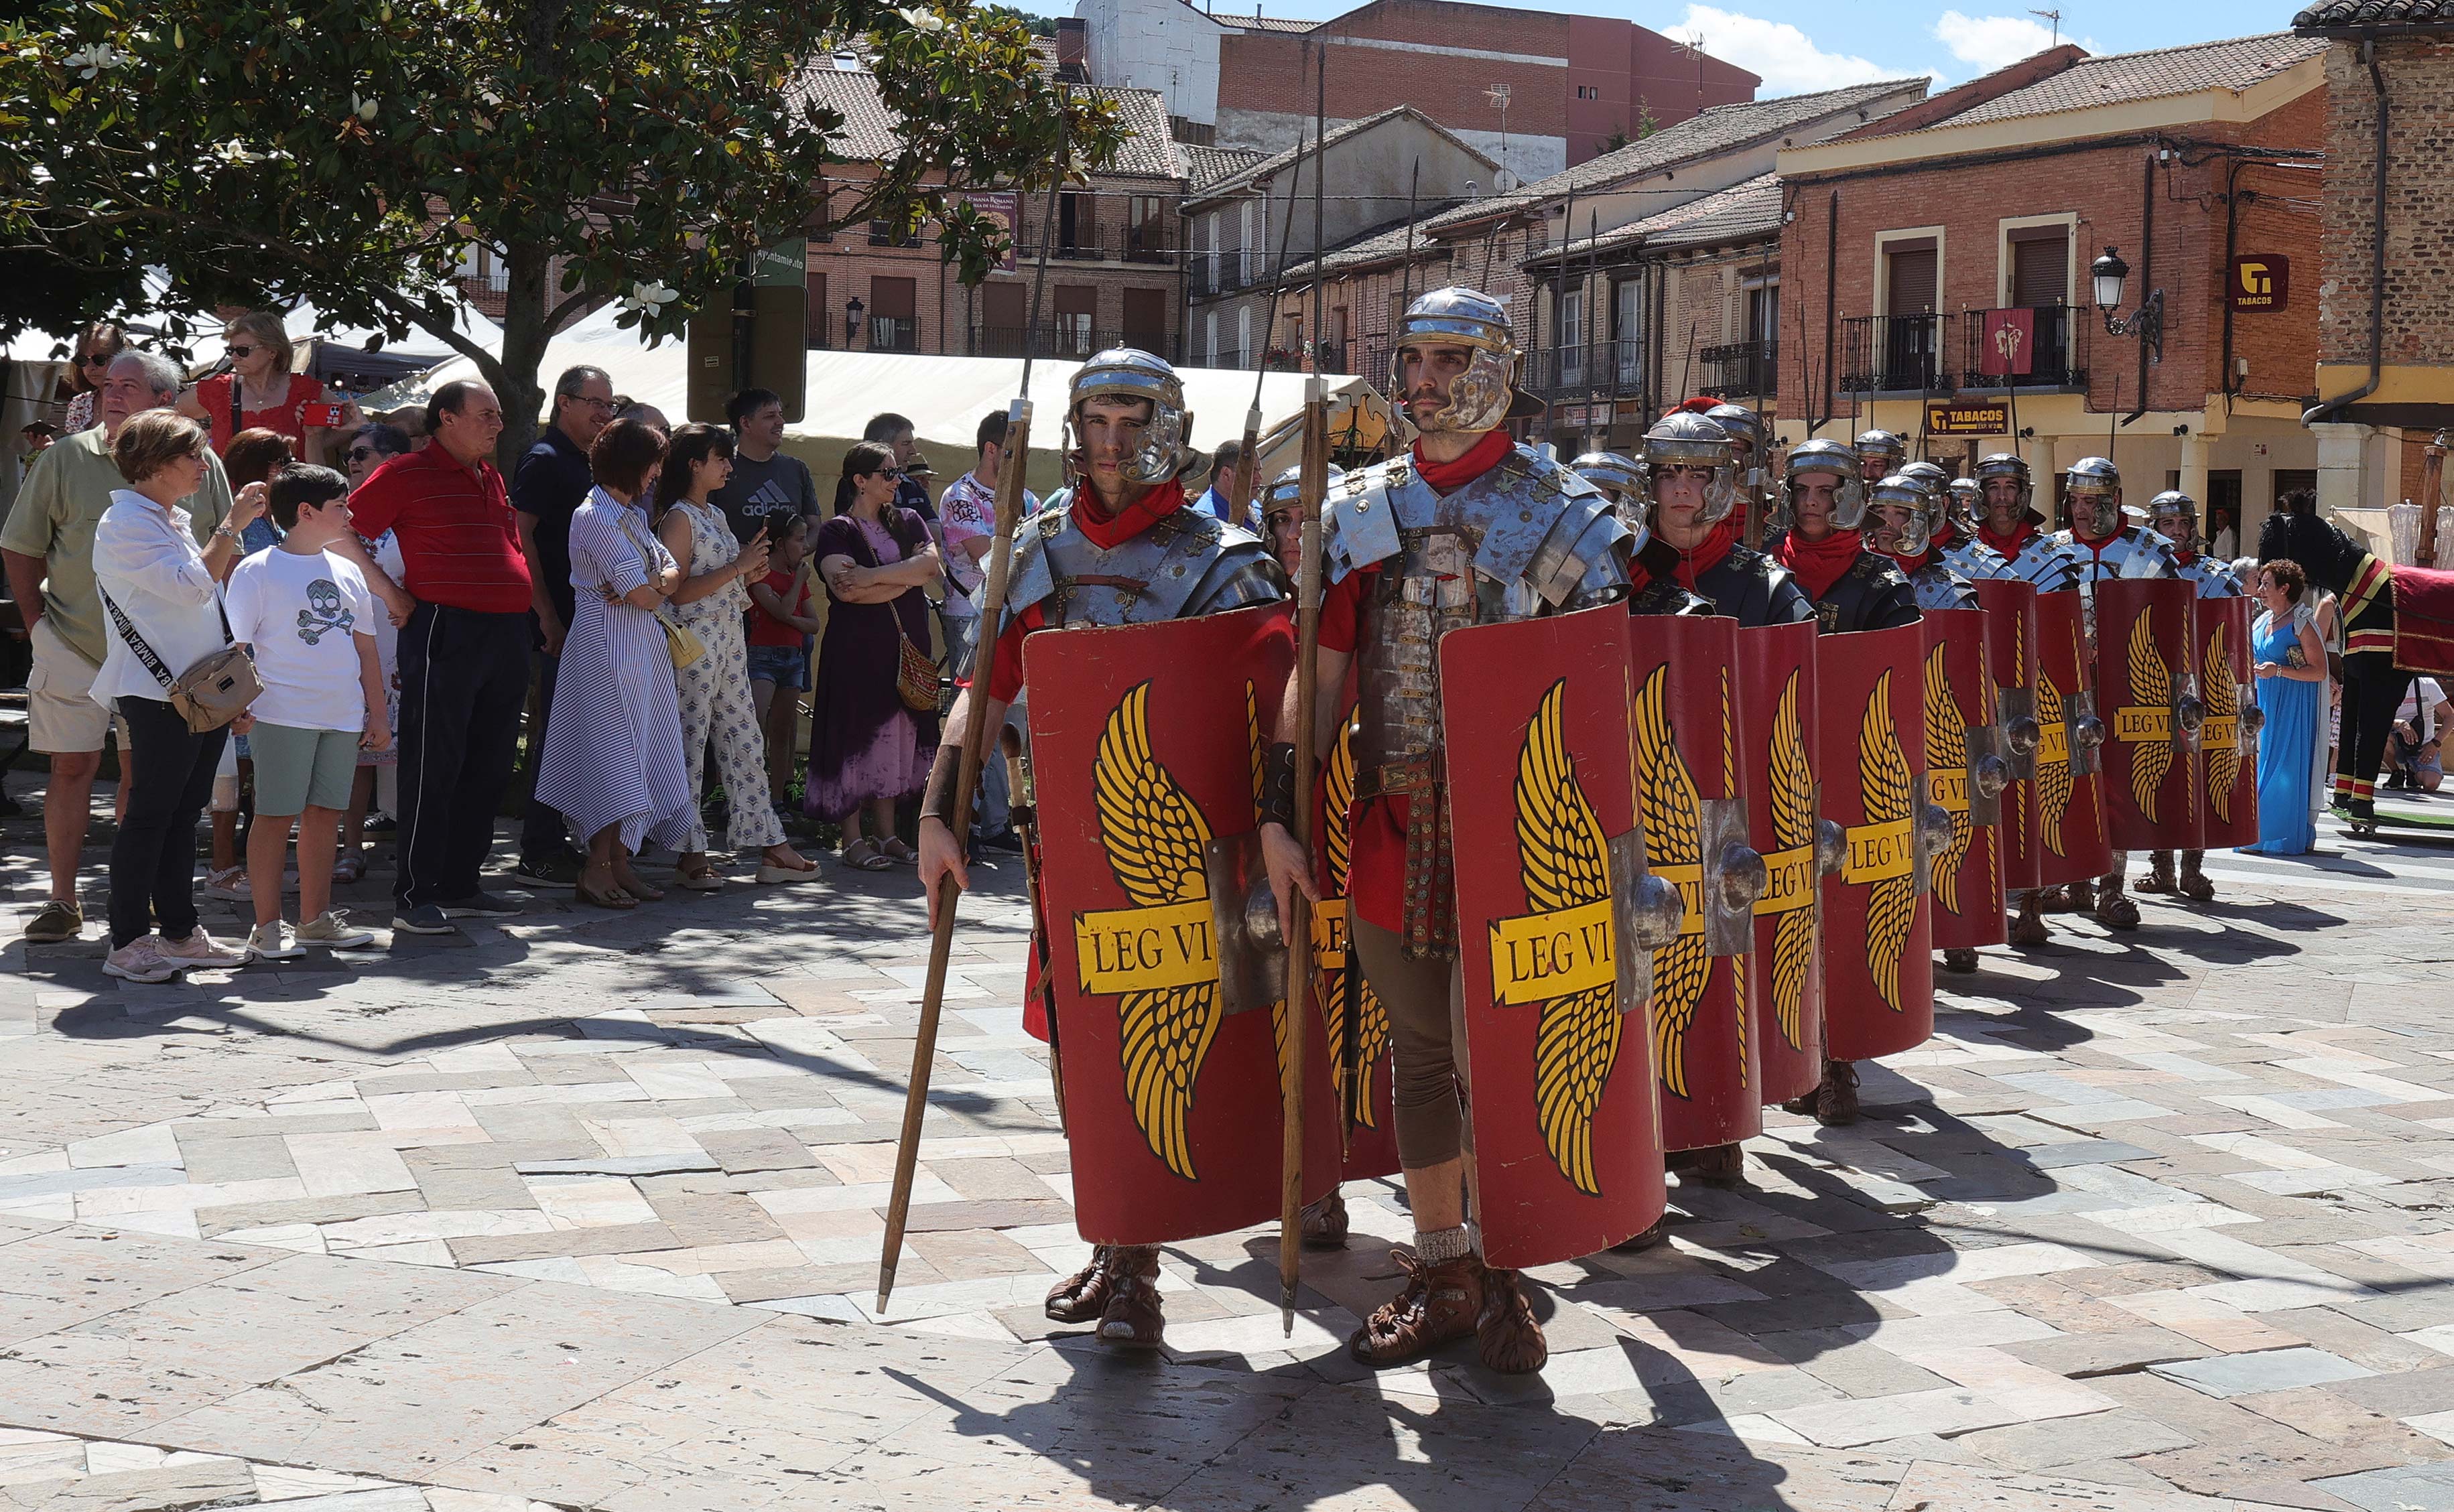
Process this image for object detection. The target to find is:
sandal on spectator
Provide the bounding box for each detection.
[841,837,895,872]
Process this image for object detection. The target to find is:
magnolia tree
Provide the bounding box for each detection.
[0,0,1122,464]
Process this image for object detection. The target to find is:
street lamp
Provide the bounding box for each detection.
[845,295,865,348]
[2090,245,2163,364]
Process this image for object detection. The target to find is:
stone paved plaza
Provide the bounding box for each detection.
[5,778,2454,1511]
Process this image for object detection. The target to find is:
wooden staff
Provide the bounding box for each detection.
[2418,430,2447,568]
[1231,167,1305,524]
[878,140,1068,1317]
[1281,375,1328,1334]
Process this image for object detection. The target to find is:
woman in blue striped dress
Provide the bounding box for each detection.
[535,420,693,908]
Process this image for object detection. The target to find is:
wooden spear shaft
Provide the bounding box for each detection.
[877,397,1035,1316]
[1279,375,1328,1334]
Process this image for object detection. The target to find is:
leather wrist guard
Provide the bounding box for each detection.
[1259,742,1297,831]
[921,746,963,829]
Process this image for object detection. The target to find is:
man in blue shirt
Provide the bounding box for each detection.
[1193,439,1250,527]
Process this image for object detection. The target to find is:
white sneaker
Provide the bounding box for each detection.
[204,867,251,902]
[296,910,377,950]
[158,928,249,967]
[103,936,180,983]
[244,920,304,962]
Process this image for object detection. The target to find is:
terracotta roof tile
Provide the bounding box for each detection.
[789,66,1185,181]
[2293,0,2454,26]
[1930,33,2325,129]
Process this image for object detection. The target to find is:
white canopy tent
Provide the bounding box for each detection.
[362,332,1366,496]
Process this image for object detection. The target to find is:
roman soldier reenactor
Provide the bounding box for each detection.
[2051,456,2181,932]
[1569,450,1712,617]
[916,348,1285,1351]
[1646,414,1814,626]
[1856,429,1907,486]
[1769,441,1922,636]
[1933,472,2018,583]
[1870,472,1979,612]
[1974,454,2084,590]
[2136,488,2240,904]
[1261,287,1629,1377]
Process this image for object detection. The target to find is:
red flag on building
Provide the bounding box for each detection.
[1980,307,2036,378]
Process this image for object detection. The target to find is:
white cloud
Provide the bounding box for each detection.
[1932,10,2093,73]
[1671,5,1894,96]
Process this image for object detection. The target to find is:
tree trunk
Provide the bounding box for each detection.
[494,239,553,474]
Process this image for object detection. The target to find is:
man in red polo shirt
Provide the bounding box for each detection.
[332,380,534,935]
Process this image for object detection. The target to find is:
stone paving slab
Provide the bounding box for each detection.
[5,795,2454,1507]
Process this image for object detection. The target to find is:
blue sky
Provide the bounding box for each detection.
[1214,1,2296,90]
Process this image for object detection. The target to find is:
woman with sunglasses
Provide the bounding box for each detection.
[56,322,127,433]
[808,441,940,872]
[176,310,359,467]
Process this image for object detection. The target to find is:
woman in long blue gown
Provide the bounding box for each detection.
[2243,559,2331,856]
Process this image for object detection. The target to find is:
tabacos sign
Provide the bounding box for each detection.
[2231,255,2288,313]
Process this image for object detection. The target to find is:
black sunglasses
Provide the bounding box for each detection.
[227,343,255,359]
[76,352,111,368]
[347,446,379,462]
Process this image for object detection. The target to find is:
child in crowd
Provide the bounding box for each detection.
[222,465,391,959]
[747,514,820,811]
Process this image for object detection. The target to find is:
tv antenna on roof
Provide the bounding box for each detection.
[2028,8,2062,46]
[1674,29,1709,105]
[1484,82,1511,157]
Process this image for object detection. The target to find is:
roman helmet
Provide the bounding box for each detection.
[1855,428,1907,482]
[1068,348,1199,486]
[1973,452,2041,527]
[1947,476,1982,533]
[1569,450,1649,527]
[1641,411,1738,525]
[2147,489,2198,551]
[1385,286,1519,433]
[1784,437,1867,529]
[1260,462,1342,529]
[2063,456,2124,538]
[1869,474,1934,557]
[1898,460,1949,501]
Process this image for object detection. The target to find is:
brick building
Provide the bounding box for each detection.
[1071,0,1758,181]
[791,62,1191,362]
[1265,81,1925,399]
[1774,33,2328,547]
[1519,174,1783,452]
[1182,106,1495,371]
[2290,0,2454,528]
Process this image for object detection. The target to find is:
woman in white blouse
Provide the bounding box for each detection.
[90,411,266,983]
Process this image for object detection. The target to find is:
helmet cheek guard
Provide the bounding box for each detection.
[1385,286,1520,435]
[1640,412,1740,526]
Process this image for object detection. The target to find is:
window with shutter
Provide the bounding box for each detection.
[2011,230,2069,308]
[1884,242,1937,316]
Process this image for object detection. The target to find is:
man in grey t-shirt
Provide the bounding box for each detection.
[711,389,820,543]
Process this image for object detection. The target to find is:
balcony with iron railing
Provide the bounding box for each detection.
[1959,305,2086,391]
[1521,340,1644,399]
[1839,314,1947,395]
[1699,338,1777,400]
[970,324,1178,361]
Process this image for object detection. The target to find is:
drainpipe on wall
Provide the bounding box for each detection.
[2303,36,2390,427]
[2125,152,2154,425]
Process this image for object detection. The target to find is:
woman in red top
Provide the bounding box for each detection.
[176,310,357,466]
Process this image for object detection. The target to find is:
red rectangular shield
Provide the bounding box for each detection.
[1439,606,1666,1269]
[2095,579,2206,853]
[1022,604,1343,1245]
[1817,624,1935,1062]
[2197,595,2260,849]
[1628,614,1762,1153]
[1923,609,2008,951]
[1738,620,1825,1106]
[1315,680,1401,1182]
[1977,579,2044,894]
[2035,589,2116,887]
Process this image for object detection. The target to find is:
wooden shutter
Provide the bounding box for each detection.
[1123,287,1166,350]
[2011,230,2068,309]
[1885,241,1937,316]
[870,277,916,319]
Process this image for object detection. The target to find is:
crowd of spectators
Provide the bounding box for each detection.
[5,315,1030,981]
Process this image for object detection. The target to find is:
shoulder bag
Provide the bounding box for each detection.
[885,510,943,713]
[614,508,706,670]
[99,583,261,734]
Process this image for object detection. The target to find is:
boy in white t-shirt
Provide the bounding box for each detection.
[224,465,393,959]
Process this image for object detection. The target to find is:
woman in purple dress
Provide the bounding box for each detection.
[808,441,941,870]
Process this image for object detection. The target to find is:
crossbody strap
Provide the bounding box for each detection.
[96,583,180,693]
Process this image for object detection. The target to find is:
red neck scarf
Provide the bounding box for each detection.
[1776,526,1864,602]
[2174,547,2200,567]
[1671,518,1742,590]
[1979,521,2036,559]
[1072,478,1187,551]
[1885,547,1934,573]
[1412,430,1512,494]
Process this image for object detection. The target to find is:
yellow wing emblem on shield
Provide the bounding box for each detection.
[1093,683,1222,1181]
[1767,672,1815,1051]
[1516,681,1621,1197]
[1319,714,1388,1127]
[2126,610,2172,822]
[1922,644,1972,914]
[1860,670,1915,1014]
[2036,668,2071,856]
[2205,623,2240,823]
[1633,665,1707,1099]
